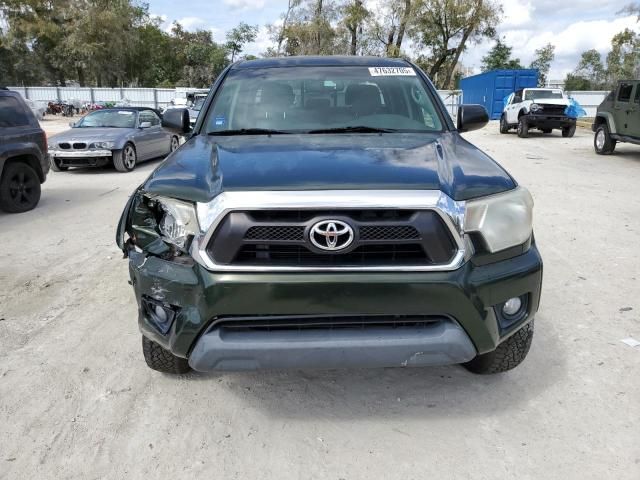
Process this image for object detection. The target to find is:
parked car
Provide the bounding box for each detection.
[593,80,640,154]
[48,107,180,172]
[116,56,542,375]
[501,88,576,138]
[0,88,50,213]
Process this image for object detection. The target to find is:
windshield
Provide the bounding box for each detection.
[204,66,444,134]
[524,90,564,101]
[76,110,137,128]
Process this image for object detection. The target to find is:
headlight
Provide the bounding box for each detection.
[157,197,200,249]
[530,103,541,112]
[91,141,115,149]
[465,187,533,253]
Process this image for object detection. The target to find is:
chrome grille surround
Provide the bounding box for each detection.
[191,190,468,272]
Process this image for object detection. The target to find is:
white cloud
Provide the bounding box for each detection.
[223,0,266,11]
[501,0,533,29]
[177,16,207,31]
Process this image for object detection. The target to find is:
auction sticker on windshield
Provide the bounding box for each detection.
[118,111,134,115]
[369,67,416,76]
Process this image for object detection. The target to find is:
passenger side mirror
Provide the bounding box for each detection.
[457,105,489,133]
[139,121,152,129]
[162,108,191,134]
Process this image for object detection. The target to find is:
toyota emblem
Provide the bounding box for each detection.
[309,220,354,251]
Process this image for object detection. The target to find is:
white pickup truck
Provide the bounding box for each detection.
[500,88,576,138]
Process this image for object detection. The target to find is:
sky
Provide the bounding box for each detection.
[148,0,639,81]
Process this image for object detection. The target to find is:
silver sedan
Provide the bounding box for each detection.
[48,108,180,172]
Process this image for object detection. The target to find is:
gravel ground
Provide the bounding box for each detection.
[1,116,639,479]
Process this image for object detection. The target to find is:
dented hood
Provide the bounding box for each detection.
[141,133,515,203]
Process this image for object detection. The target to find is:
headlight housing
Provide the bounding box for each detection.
[529,103,541,112]
[157,197,200,249]
[91,141,115,149]
[465,187,533,253]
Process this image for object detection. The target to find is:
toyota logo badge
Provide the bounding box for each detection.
[309,220,354,251]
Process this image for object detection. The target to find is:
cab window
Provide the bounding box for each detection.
[618,83,633,102]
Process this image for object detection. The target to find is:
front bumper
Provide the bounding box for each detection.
[49,149,113,167]
[128,243,543,371]
[525,114,575,129]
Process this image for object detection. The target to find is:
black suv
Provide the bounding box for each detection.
[117,57,542,375]
[0,88,49,213]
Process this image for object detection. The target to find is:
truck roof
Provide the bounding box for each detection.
[234,56,411,69]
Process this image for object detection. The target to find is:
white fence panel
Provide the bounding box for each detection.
[437,90,462,119]
[566,91,608,117]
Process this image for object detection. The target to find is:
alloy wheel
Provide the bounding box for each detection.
[124,145,136,169]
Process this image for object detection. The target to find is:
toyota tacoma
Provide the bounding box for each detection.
[116,57,543,375]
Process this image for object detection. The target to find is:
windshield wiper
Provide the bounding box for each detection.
[208,128,290,136]
[308,126,397,134]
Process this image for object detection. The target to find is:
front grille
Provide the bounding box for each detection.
[245,225,305,241]
[212,314,446,331]
[58,142,71,149]
[72,142,87,149]
[234,244,428,266]
[538,104,565,115]
[208,209,457,268]
[359,225,419,241]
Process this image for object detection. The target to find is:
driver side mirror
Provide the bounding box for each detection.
[161,108,191,135]
[139,121,152,129]
[457,105,489,133]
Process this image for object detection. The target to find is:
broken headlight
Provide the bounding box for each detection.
[157,197,200,249]
[529,103,541,112]
[464,187,534,253]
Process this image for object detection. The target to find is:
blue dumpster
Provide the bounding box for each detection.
[460,69,538,120]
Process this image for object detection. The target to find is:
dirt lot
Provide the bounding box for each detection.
[1,116,639,479]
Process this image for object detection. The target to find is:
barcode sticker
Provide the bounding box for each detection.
[369,67,416,77]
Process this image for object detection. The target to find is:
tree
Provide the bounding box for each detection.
[410,0,502,88]
[342,0,369,55]
[481,38,523,71]
[563,73,593,91]
[605,28,639,85]
[529,43,555,87]
[226,22,258,62]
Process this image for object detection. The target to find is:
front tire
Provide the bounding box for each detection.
[113,143,137,172]
[499,115,509,134]
[170,136,180,153]
[464,321,534,374]
[142,336,191,374]
[594,125,616,154]
[517,117,529,138]
[562,124,576,138]
[0,162,42,213]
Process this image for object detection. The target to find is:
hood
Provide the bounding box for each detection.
[50,127,133,143]
[141,133,515,203]
[530,98,570,106]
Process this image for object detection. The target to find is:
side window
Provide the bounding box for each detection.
[147,111,160,126]
[513,91,522,103]
[618,83,633,102]
[634,85,640,104]
[0,96,30,127]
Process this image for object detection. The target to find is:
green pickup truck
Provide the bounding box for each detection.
[593,80,640,154]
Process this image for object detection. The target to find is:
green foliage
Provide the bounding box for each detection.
[565,30,639,90]
[529,43,555,87]
[481,38,523,72]
[225,22,258,62]
[0,0,232,87]
[410,0,502,88]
